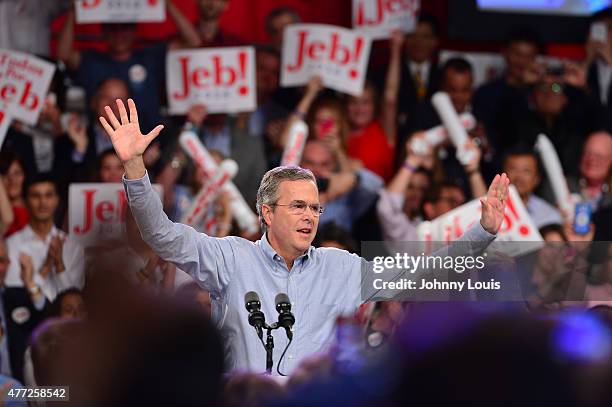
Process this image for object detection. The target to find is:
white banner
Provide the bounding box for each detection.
[352,0,420,40]
[0,103,12,148]
[75,0,166,23]
[69,183,162,247]
[417,186,543,257]
[167,47,256,114]
[281,24,372,96]
[0,50,56,126]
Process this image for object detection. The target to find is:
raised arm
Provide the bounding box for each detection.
[99,99,234,293]
[278,76,323,149]
[57,8,81,70]
[380,30,404,147]
[0,181,14,236]
[167,0,202,49]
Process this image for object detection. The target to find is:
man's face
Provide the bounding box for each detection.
[256,52,280,100]
[404,21,438,63]
[580,132,612,183]
[504,41,538,84]
[100,154,124,183]
[60,293,87,320]
[0,241,9,285]
[533,80,567,117]
[268,12,298,49]
[103,24,137,56]
[264,180,320,257]
[404,171,430,214]
[198,0,228,20]
[93,79,130,120]
[26,182,59,223]
[346,86,375,129]
[442,69,473,113]
[504,155,540,198]
[426,186,465,219]
[301,141,336,178]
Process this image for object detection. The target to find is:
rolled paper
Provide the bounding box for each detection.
[179,126,260,233]
[181,159,238,226]
[534,134,575,219]
[411,112,476,155]
[281,120,308,166]
[431,92,476,165]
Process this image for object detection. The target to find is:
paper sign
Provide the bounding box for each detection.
[75,0,166,24]
[69,183,163,247]
[417,186,543,257]
[0,49,56,126]
[352,0,420,40]
[0,104,12,148]
[281,24,372,96]
[167,47,256,114]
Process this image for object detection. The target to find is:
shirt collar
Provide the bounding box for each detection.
[22,224,61,243]
[259,233,314,265]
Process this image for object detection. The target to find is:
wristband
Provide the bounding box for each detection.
[293,109,306,120]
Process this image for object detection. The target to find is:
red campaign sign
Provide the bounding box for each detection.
[281,24,372,96]
[353,0,420,40]
[417,186,543,257]
[76,0,166,23]
[0,50,56,126]
[69,183,163,247]
[167,47,256,114]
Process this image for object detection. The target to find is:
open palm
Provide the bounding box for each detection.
[99,99,164,163]
[480,173,510,235]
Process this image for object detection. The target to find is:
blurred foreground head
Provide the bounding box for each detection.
[37,252,224,406]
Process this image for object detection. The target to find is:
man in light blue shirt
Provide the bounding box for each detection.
[99,99,510,375]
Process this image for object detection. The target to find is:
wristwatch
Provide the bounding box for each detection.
[27,285,41,295]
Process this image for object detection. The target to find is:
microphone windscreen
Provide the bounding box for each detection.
[245,291,260,304]
[275,293,290,306]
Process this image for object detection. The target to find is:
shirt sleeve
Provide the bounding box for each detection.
[123,171,236,295]
[376,189,418,241]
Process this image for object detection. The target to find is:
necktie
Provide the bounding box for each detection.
[414,68,427,100]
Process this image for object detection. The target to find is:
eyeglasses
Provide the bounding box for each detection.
[271,201,324,216]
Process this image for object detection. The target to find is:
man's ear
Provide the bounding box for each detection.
[262,204,273,227]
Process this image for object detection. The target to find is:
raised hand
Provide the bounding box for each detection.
[99,99,164,179]
[480,173,510,235]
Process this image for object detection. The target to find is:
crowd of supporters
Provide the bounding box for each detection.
[0,1,610,406]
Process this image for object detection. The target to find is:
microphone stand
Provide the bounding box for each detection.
[264,323,277,374]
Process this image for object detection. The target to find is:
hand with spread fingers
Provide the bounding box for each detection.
[480,173,510,235]
[99,98,164,179]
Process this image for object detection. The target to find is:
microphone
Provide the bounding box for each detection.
[245,291,265,340]
[275,293,295,340]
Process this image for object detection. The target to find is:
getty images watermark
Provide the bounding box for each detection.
[360,241,612,303]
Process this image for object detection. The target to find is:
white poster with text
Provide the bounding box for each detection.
[167,47,256,114]
[281,24,372,96]
[75,0,166,23]
[0,49,56,126]
[352,0,420,40]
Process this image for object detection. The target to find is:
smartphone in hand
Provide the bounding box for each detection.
[573,202,592,236]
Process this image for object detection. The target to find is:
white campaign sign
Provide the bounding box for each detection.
[0,49,56,126]
[75,0,166,23]
[167,47,256,114]
[417,186,543,257]
[352,0,420,40]
[0,103,12,148]
[69,183,162,247]
[281,24,372,96]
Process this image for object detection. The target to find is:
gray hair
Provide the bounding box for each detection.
[256,166,316,231]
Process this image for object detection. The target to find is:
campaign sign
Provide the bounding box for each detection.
[281,24,372,96]
[167,47,256,114]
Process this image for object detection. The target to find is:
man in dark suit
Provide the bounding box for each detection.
[395,13,442,134]
[0,238,45,382]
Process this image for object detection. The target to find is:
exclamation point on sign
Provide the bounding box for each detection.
[349,37,364,79]
[238,52,249,96]
[505,197,530,236]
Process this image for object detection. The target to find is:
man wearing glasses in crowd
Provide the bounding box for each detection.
[99,99,510,375]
